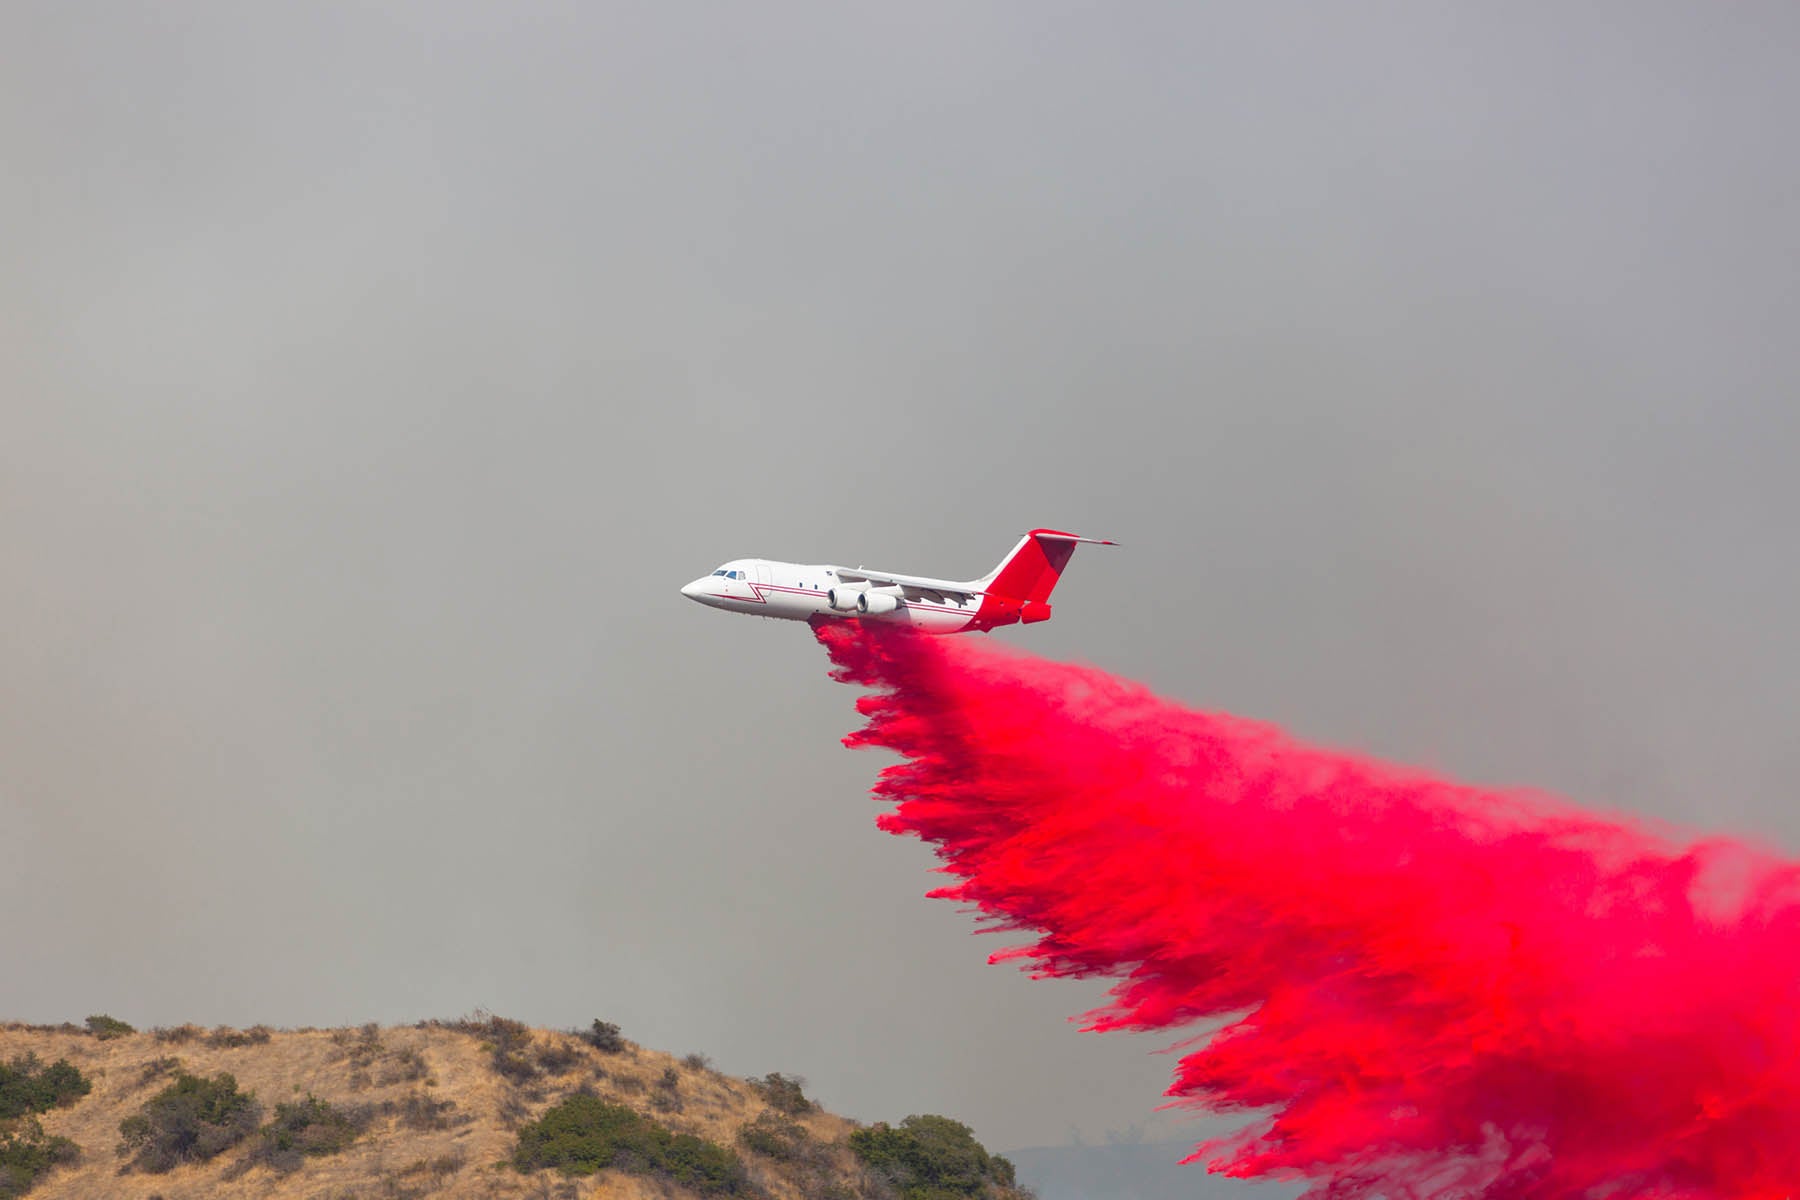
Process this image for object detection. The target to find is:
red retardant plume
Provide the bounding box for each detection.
[816,622,1800,1200]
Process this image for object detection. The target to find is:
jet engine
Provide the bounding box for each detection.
[827,584,868,612]
[857,590,902,616]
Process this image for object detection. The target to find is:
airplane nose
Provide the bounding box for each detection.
[680,578,705,601]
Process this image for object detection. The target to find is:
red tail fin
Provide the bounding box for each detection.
[981,529,1113,603]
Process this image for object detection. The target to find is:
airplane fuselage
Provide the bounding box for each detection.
[680,559,996,634]
[680,530,1113,635]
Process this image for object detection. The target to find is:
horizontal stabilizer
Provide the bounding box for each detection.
[1028,530,1117,546]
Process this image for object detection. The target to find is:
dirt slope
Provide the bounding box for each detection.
[1,1020,866,1199]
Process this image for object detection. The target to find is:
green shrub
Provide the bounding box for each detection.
[849,1115,1018,1200]
[655,1132,747,1195]
[750,1072,814,1115]
[512,1092,747,1194]
[0,1117,79,1199]
[84,1015,134,1041]
[241,1095,370,1173]
[117,1072,262,1173]
[580,1020,625,1053]
[736,1111,808,1162]
[0,1056,90,1121]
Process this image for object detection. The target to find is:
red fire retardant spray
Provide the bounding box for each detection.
[817,622,1800,1200]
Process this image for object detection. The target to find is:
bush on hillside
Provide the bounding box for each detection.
[441,1012,539,1082]
[580,1020,626,1053]
[333,1024,384,1068]
[750,1072,815,1115]
[239,1095,371,1174]
[512,1091,748,1194]
[442,1011,528,1045]
[84,1015,133,1041]
[534,1040,582,1074]
[849,1115,1019,1200]
[0,1056,90,1121]
[137,1058,182,1086]
[0,1117,79,1199]
[117,1072,262,1173]
[494,1051,539,1084]
[380,1092,464,1132]
[651,1065,683,1113]
[378,1047,431,1085]
[205,1025,273,1049]
[737,1111,809,1163]
[488,1017,532,1051]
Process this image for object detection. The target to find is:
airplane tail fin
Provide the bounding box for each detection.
[978,529,1116,604]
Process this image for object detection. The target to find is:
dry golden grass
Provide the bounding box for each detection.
[0,1020,867,1200]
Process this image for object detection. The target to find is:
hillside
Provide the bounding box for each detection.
[0,1017,1028,1200]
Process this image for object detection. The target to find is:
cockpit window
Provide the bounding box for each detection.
[713,569,728,576]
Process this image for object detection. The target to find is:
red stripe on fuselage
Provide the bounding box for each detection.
[698,581,984,624]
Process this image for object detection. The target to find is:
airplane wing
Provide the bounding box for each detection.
[832,567,975,600]
[832,533,1116,602]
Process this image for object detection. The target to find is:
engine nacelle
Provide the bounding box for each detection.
[857,590,901,616]
[1020,601,1052,624]
[827,584,867,612]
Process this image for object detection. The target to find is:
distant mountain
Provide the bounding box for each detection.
[1006,1141,1302,1200]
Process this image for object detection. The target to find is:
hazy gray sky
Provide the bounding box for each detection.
[4,1,1797,1160]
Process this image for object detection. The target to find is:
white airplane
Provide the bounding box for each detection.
[680,528,1115,634]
